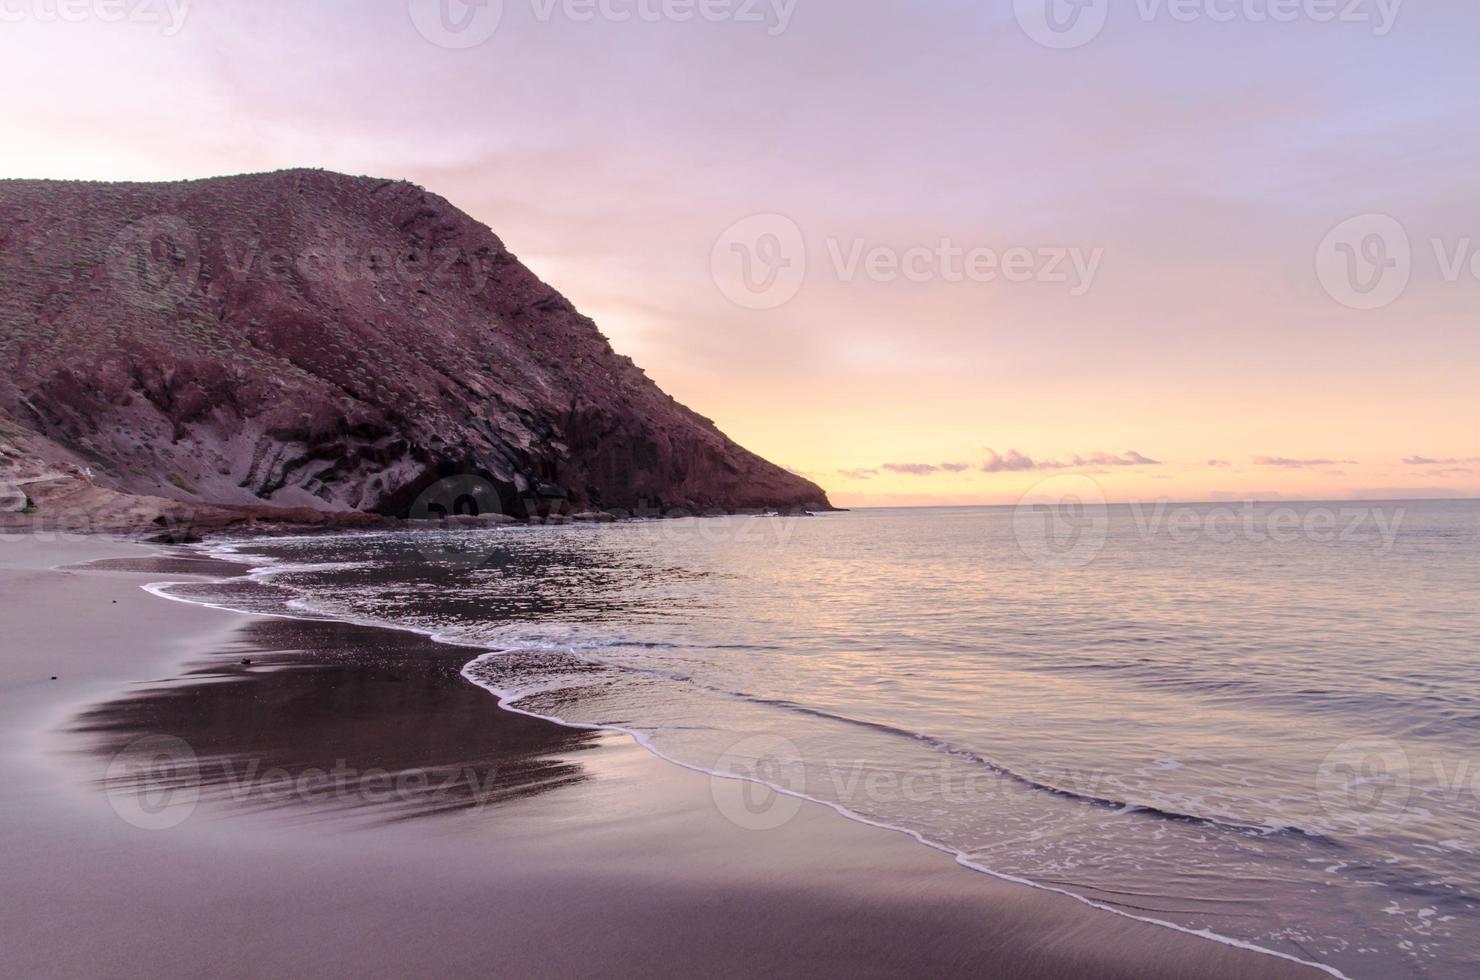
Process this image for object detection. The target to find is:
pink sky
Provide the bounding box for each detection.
[2,0,1477,505]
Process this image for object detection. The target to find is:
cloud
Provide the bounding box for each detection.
[982,449,1161,472]
[1207,459,1232,467]
[878,461,976,476]
[852,450,1166,479]
[982,449,1049,473]
[1074,451,1161,467]
[1253,456,1358,468]
[1404,456,1480,466]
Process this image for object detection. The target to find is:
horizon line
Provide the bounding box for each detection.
[835,495,1478,511]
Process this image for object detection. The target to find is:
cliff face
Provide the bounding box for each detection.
[0,170,828,522]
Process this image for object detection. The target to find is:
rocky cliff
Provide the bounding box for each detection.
[0,170,828,528]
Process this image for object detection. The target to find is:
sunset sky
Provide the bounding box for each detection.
[3,0,1477,506]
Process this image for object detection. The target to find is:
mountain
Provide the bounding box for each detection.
[0,169,828,529]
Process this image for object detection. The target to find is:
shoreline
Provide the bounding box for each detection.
[176,531,1345,976]
[0,534,1327,978]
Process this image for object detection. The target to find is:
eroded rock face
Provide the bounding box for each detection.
[0,170,829,520]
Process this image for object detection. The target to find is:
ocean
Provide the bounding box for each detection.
[163,501,1480,979]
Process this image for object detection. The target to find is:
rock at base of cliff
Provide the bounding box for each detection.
[572,511,618,524]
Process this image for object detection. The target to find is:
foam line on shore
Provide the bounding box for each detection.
[458,651,1348,980]
[139,537,1347,980]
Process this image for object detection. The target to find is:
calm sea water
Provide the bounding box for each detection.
[173,502,1480,978]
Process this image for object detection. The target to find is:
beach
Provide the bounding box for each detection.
[0,534,1324,979]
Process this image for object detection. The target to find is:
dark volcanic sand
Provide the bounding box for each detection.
[0,539,1324,979]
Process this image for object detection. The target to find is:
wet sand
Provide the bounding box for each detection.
[0,536,1326,979]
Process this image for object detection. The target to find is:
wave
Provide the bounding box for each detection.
[458,648,1347,979]
[707,691,1329,839]
[463,637,1328,840]
[140,535,1354,978]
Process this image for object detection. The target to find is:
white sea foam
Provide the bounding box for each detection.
[129,506,1480,978]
